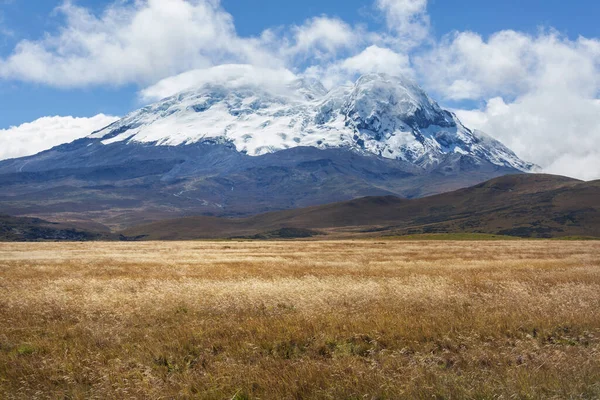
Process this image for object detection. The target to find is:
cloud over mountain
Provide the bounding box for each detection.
[0,114,118,161]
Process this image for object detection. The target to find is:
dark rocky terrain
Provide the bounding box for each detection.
[0,214,113,241]
[0,142,519,230]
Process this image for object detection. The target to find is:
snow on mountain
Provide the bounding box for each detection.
[89,73,532,171]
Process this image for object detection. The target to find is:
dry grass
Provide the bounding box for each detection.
[0,240,599,399]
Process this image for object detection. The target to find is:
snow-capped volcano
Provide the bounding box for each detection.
[0,72,535,228]
[90,73,532,171]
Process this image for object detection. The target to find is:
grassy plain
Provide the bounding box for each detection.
[0,240,599,399]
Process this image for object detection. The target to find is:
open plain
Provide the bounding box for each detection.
[0,240,599,399]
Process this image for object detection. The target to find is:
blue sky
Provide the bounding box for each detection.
[1,0,599,127]
[0,0,599,179]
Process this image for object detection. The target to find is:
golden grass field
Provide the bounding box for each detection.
[0,240,599,399]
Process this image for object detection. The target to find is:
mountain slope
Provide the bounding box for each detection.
[122,174,600,240]
[0,73,533,229]
[88,73,531,170]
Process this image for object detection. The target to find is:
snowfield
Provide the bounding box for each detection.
[90,73,533,171]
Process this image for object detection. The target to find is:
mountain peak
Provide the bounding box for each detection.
[345,73,454,131]
[289,77,328,100]
[88,73,531,171]
[354,72,417,87]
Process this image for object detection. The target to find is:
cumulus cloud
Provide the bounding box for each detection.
[0,114,118,161]
[417,30,600,101]
[455,94,600,181]
[0,0,274,87]
[285,17,360,59]
[304,45,413,88]
[432,30,600,180]
[339,45,412,77]
[0,0,417,89]
[375,0,430,49]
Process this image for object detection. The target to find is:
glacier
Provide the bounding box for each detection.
[89,73,533,172]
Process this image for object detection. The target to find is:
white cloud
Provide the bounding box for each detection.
[0,0,274,87]
[375,0,430,49]
[455,94,600,181]
[287,17,359,59]
[421,29,600,180]
[0,0,416,90]
[0,114,118,161]
[140,64,298,101]
[417,30,600,101]
[340,45,412,76]
[0,2,366,88]
[304,45,413,88]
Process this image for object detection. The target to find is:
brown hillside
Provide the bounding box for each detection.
[122,174,599,240]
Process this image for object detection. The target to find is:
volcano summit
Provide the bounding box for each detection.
[0,73,533,229]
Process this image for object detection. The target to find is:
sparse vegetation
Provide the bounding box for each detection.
[382,233,523,240]
[1,240,599,399]
[237,227,324,240]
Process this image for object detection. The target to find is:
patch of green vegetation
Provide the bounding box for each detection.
[328,335,383,358]
[551,236,600,241]
[235,228,324,240]
[15,344,36,356]
[382,233,600,241]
